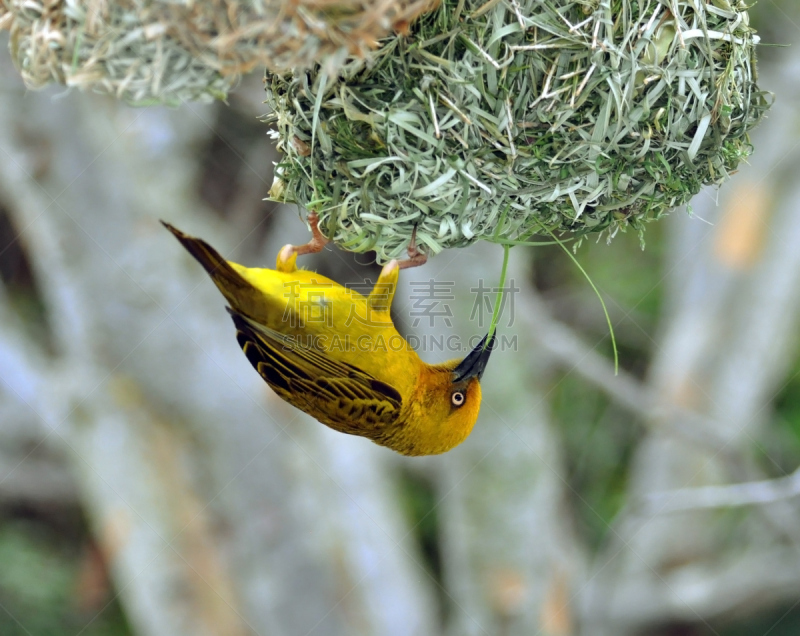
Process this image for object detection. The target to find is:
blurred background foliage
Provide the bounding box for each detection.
[0,510,130,636]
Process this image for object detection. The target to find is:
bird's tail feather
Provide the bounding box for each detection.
[161,221,250,297]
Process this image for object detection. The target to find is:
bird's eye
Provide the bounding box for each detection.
[451,391,465,407]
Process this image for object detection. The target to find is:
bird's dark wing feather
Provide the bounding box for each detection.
[227,309,402,437]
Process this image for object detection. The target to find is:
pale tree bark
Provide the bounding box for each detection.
[0,56,437,635]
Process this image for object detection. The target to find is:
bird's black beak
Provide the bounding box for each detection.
[453,333,496,382]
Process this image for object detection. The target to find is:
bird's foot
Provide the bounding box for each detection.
[396,225,428,270]
[277,212,331,272]
[369,259,400,313]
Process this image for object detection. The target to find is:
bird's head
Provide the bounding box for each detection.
[408,333,496,455]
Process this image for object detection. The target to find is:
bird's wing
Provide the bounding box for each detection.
[228,309,402,436]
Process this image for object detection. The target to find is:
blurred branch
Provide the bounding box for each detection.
[595,546,800,628]
[643,467,800,514]
[584,35,800,636]
[0,277,71,441]
[0,72,439,636]
[520,291,737,458]
[0,107,251,636]
[403,248,587,636]
[0,275,81,505]
[524,293,649,412]
[648,50,800,443]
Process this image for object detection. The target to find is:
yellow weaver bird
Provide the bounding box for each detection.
[163,215,494,456]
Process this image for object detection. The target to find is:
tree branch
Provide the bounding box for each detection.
[641,467,800,514]
[518,291,738,458]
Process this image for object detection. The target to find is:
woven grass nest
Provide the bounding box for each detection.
[266,0,770,262]
[0,0,433,105]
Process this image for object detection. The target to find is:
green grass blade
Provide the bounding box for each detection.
[496,238,575,246]
[537,224,619,375]
[485,243,510,349]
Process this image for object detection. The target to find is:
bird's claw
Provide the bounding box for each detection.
[277,212,331,272]
[396,225,428,270]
